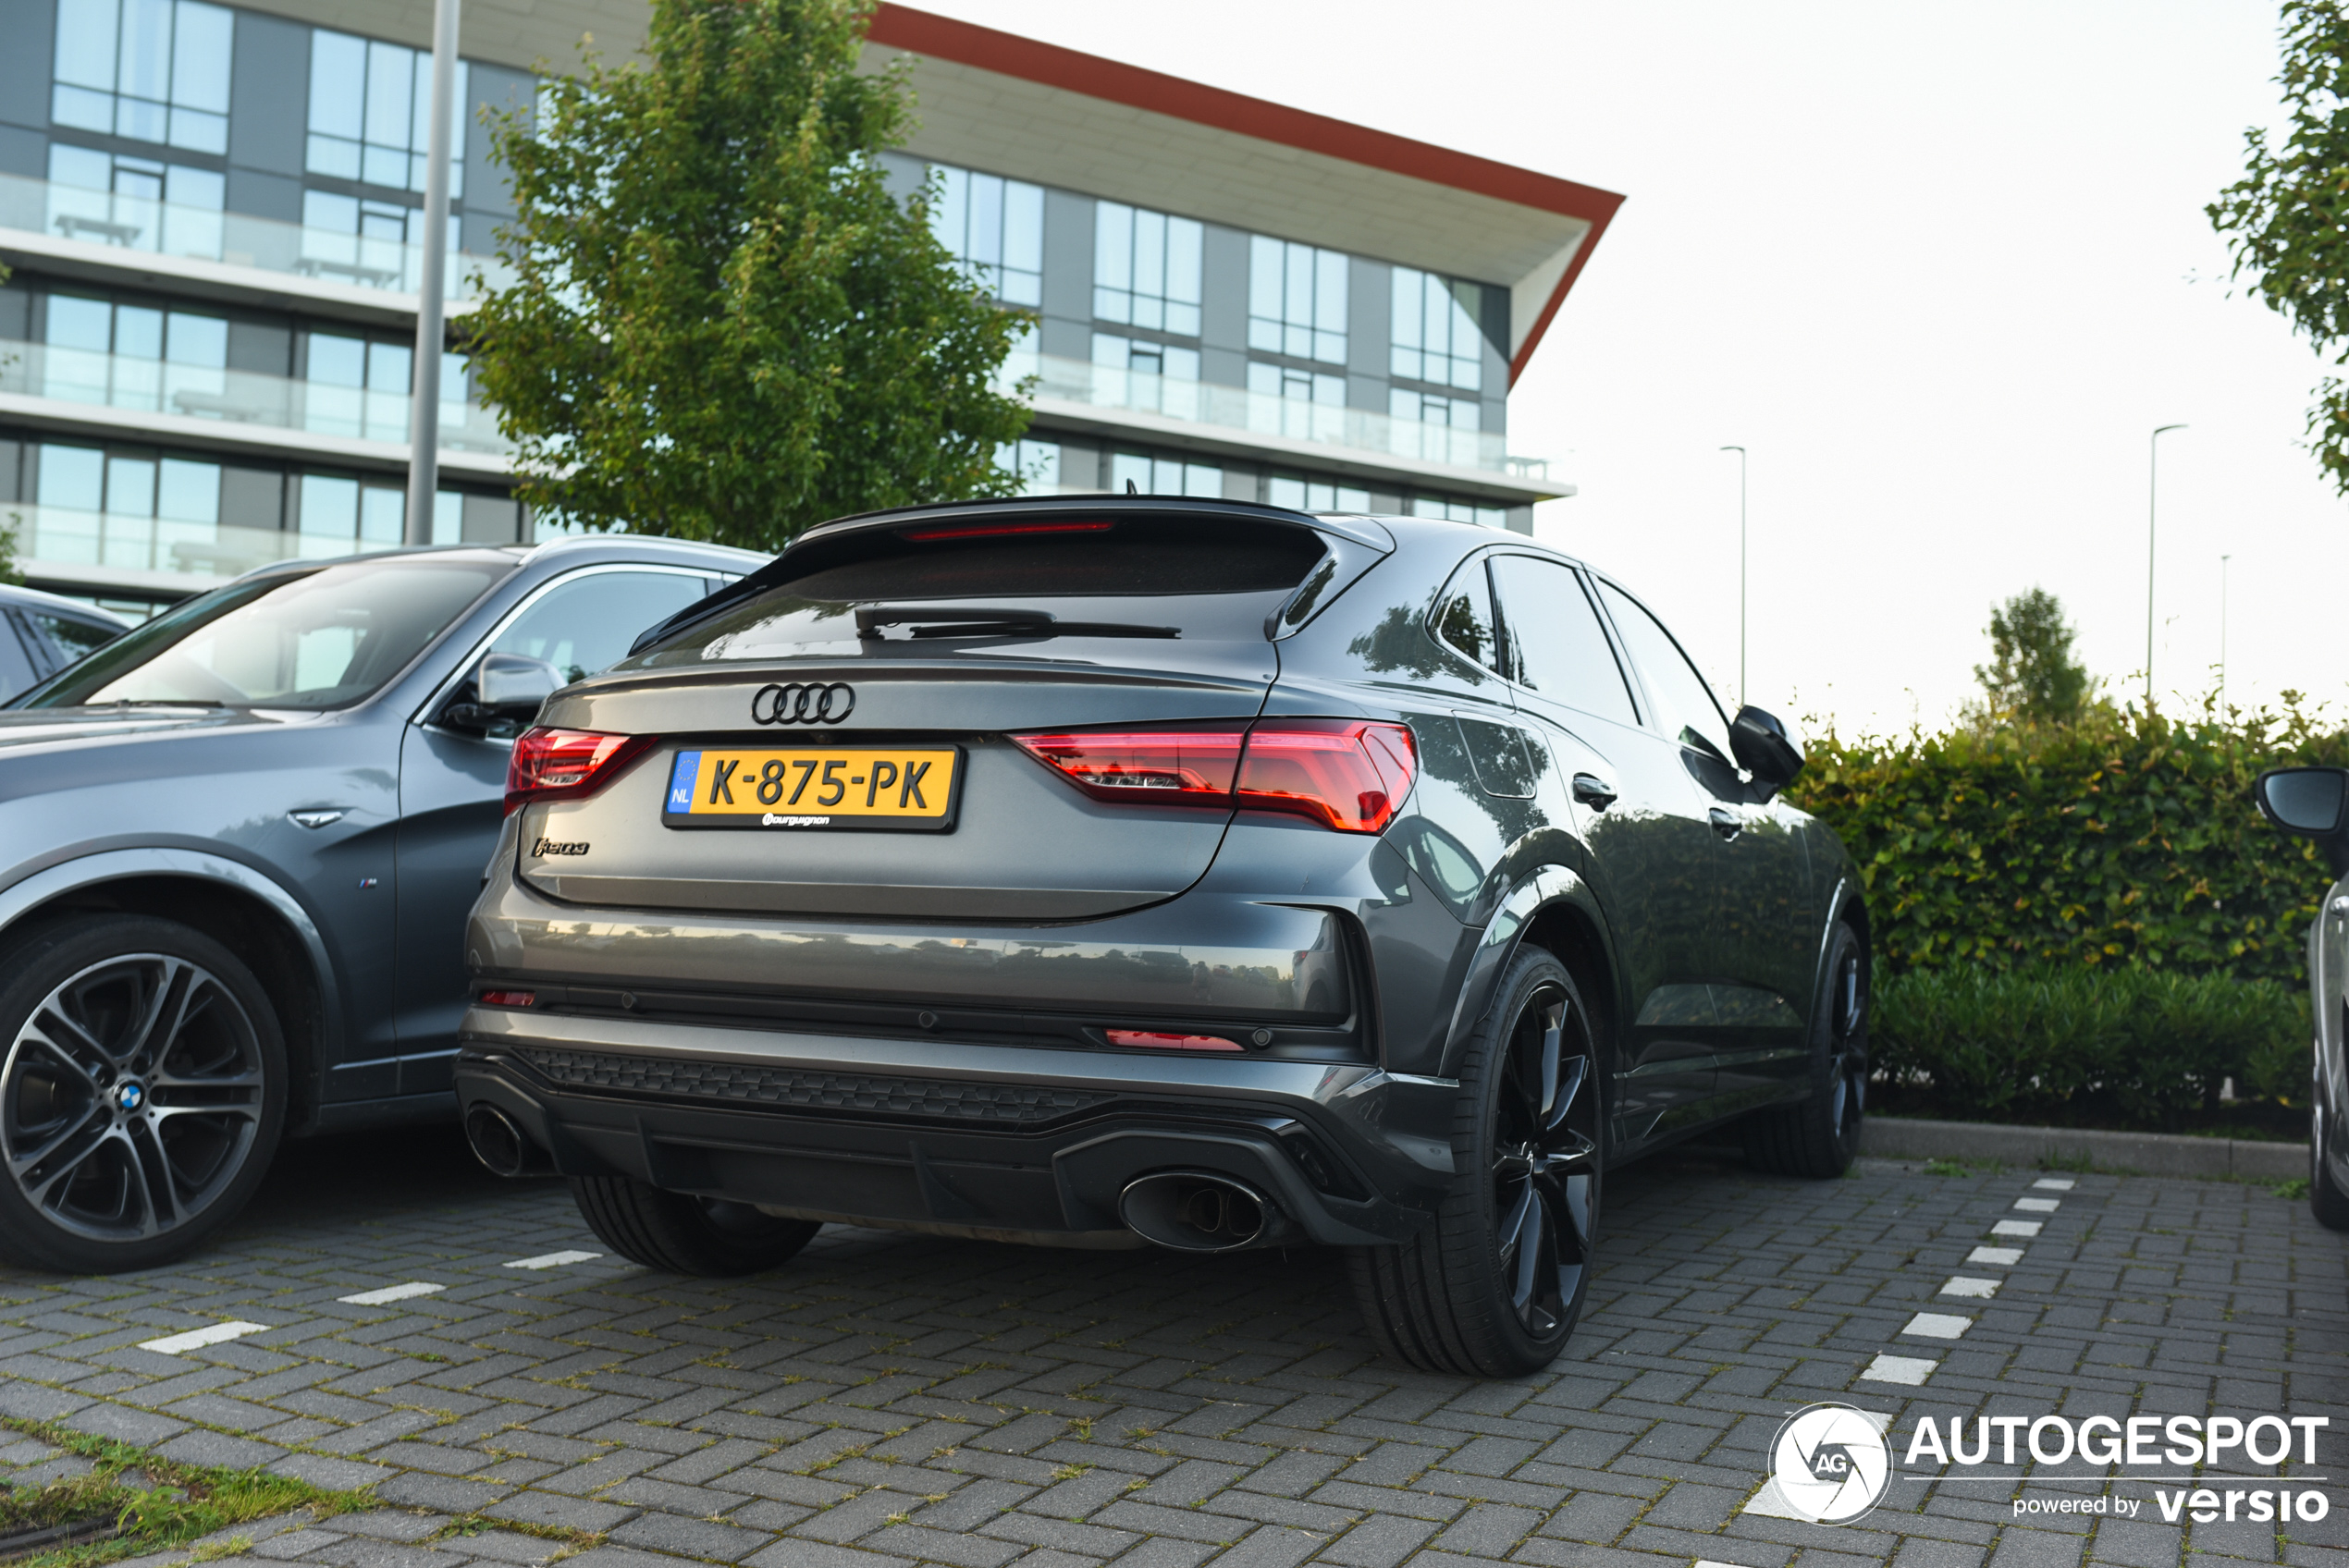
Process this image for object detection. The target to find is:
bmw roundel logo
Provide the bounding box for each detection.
[115,1082,145,1113]
[751,682,855,725]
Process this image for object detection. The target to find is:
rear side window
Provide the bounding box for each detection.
[1430,556,1502,672]
[640,518,1328,662]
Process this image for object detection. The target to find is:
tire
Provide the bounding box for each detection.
[1347,947,1604,1377]
[0,915,286,1273]
[2311,1096,2349,1231]
[570,1175,820,1275]
[1743,923,1869,1179]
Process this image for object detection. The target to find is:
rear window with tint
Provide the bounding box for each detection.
[633,519,1328,664]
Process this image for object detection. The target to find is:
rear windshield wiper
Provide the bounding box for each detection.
[86,698,228,708]
[854,606,1177,640]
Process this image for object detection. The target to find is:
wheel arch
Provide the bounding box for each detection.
[1815,876,1872,1024]
[1438,866,1622,1083]
[0,851,341,1133]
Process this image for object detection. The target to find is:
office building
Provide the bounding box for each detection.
[0,0,1620,610]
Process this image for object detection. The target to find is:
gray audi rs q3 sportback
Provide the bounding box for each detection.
[0,535,762,1274]
[455,497,1871,1376]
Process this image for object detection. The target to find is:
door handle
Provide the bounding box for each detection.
[1571,774,1617,811]
[1708,806,1742,840]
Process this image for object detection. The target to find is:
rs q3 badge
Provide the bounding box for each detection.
[751,682,854,725]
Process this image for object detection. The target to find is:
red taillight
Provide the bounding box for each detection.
[478,990,535,1008]
[1012,719,1416,834]
[1107,1029,1243,1051]
[505,728,656,815]
[1012,727,1246,803]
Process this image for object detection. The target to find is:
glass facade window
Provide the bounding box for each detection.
[1410,496,1506,529]
[1112,451,1220,497]
[296,472,404,547]
[1248,236,1347,363]
[1094,202,1201,337]
[929,164,1041,307]
[1266,474,1369,513]
[306,28,466,197]
[1093,334,1198,381]
[1391,267,1485,391]
[37,290,226,410]
[47,142,223,256]
[1391,387,1481,431]
[994,438,1061,494]
[1248,361,1344,407]
[52,0,232,154]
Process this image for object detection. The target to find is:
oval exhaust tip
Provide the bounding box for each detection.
[464,1103,531,1178]
[1119,1170,1271,1252]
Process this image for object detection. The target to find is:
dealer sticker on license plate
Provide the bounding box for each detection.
[660,747,962,831]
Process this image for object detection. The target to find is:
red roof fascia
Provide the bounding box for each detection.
[867,3,1623,386]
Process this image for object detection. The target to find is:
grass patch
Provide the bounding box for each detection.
[2268,1177,2311,1201]
[0,1416,375,1568]
[428,1515,602,1552]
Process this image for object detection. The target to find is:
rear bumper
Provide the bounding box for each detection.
[454,1006,1459,1248]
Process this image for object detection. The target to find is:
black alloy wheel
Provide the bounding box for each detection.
[0,916,286,1272]
[1745,922,1868,1178]
[1348,947,1604,1377]
[2311,1083,2349,1231]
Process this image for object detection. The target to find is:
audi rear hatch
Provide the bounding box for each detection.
[505,501,1392,921]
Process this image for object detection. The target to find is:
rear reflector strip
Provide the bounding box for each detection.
[1107,1029,1244,1051]
[477,990,535,1008]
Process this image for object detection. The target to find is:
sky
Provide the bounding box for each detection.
[910,0,2344,740]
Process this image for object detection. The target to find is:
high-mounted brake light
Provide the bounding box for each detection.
[505,727,657,815]
[1012,719,1416,834]
[899,521,1114,543]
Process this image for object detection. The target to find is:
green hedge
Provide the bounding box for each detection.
[1871,964,2306,1129]
[1785,701,2349,986]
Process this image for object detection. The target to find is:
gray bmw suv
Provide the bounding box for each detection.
[455,497,1870,1377]
[0,534,761,1273]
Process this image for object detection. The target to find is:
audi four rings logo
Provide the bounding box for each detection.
[751,681,855,725]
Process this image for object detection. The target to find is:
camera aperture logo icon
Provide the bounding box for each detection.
[1770,1403,1891,1525]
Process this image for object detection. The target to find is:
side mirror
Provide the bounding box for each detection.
[443,653,562,735]
[1731,705,1804,799]
[2255,766,2349,877]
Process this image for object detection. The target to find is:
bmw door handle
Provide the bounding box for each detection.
[1708,806,1742,840]
[1571,774,1617,811]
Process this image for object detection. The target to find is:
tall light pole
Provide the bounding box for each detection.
[404,0,461,546]
[2220,553,2232,713]
[2145,423,2186,705]
[1720,445,1746,704]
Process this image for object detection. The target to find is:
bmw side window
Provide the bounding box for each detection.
[31,612,119,670]
[1489,555,1639,727]
[1430,556,1504,673]
[1593,580,1734,763]
[488,570,710,685]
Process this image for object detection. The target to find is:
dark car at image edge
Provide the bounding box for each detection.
[454,496,1871,1377]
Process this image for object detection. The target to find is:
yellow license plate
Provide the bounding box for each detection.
[660,746,962,831]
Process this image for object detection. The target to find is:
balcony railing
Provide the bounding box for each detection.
[0,338,512,456]
[1004,349,1553,483]
[0,171,512,300]
[1,501,412,583]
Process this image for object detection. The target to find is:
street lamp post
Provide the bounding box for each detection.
[1720,445,1746,704]
[2145,423,2186,706]
[404,0,461,546]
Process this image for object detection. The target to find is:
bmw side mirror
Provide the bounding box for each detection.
[444,653,562,736]
[1731,705,1804,800]
[2256,766,2349,877]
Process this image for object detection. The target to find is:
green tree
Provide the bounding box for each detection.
[470,0,1033,551]
[1972,586,2093,724]
[2209,1,2349,494]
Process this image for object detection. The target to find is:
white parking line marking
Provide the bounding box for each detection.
[1902,1312,1974,1339]
[1862,1352,1939,1385]
[2034,1178,2075,1191]
[1992,1219,2043,1237]
[2013,1196,2061,1213]
[504,1250,602,1269]
[1940,1276,2000,1298]
[338,1282,446,1305]
[1968,1245,2025,1266]
[1696,1560,1753,1567]
[139,1321,268,1355]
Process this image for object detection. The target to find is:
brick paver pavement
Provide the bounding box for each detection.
[0,1128,2342,1568]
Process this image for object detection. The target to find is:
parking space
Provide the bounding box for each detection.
[2,1131,2343,1568]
